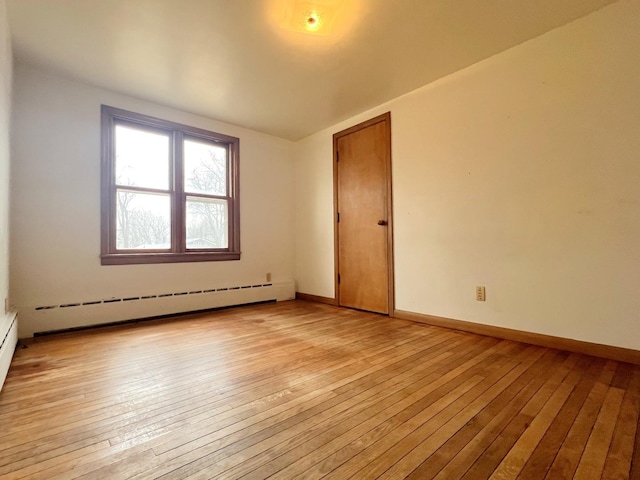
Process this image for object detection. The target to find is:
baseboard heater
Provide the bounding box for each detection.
[22,281,295,337]
[0,314,18,392]
[34,299,276,337]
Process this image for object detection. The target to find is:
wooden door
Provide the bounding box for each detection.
[334,113,393,314]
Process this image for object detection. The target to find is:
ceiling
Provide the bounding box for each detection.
[7,0,618,140]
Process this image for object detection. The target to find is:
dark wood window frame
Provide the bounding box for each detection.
[101,105,240,265]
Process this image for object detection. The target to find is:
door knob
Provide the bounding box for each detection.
[377,220,388,226]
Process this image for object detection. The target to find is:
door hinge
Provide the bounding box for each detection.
[338,273,341,284]
[337,212,340,223]
[336,151,339,162]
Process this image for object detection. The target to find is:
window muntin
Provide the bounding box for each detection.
[101,105,240,265]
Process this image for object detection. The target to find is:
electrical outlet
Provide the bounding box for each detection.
[476,286,486,302]
[266,272,272,282]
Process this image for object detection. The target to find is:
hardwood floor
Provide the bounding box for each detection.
[0,300,639,479]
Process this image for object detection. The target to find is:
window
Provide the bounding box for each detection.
[101,105,240,265]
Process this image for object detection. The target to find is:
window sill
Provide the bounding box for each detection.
[101,252,241,265]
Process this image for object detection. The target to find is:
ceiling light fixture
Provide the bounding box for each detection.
[281,0,344,36]
[304,11,322,31]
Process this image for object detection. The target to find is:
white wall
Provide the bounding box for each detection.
[0,0,17,390]
[11,64,295,337]
[295,0,640,350]
[293,133,335,298]
[0,0,11,319]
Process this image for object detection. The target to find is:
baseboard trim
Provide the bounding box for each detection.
[295,292,339,306]
[393,309,640,366]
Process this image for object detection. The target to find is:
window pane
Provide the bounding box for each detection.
[184,139,227,196]
[115,125,169,190]
[186,197,228,249]
[116,191,171,250]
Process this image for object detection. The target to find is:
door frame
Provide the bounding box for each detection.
[333,112,395,314]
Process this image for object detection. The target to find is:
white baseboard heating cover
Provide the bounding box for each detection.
[0,313,18,392]
[21,280,295,337]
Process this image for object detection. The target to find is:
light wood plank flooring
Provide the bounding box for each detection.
[0,300,639,479]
